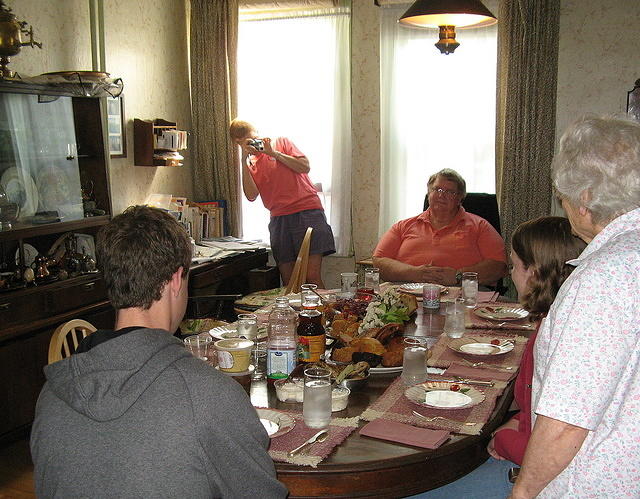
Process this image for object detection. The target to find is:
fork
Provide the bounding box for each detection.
[412,411,477,426]
[461,359,514,370]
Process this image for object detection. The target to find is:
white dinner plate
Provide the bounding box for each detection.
[398,283,448,296]
[209,324,268,341]
[1,167,39,218]
[256,408,295,438]
[448,338,515,357]
[473,306,529,321]
[405,381,485,410]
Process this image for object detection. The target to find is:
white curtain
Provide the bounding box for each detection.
[237,8,352,255]
[378,5,497,236]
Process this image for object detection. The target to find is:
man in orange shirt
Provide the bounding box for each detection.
[373,169,507,286]
[230,119,335,288]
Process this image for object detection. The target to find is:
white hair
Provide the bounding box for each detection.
[552,114,640,225]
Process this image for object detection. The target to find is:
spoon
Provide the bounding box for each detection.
[288,429,329,457]
[462,359,514,370]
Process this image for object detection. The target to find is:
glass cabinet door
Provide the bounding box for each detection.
[0,93,84,225]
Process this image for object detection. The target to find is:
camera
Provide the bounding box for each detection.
[247,138,264,151]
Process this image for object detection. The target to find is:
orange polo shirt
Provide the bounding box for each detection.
[248,137,323,217]
[373,208,506,268]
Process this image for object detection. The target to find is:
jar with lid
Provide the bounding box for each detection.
[266,297,298,380]
[297,309,326,363]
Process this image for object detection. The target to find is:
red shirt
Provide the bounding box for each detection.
[493,329,538,465]
[373,208,506,268]
[248,137,322,217]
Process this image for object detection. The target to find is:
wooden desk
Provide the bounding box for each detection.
[263,309,520,498]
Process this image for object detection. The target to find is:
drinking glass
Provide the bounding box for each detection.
[422,283,441,310]
[461,272,479,308]
[183,333,213,362]
[236,313,258,341]
[444,298,466,338]
[251,343,267,380]
[340,272,358,298]
[364,267,380,293]
[401,337,428,386]
[303,366,332,429]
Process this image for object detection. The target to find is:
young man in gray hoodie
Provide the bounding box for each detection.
[30,205,287,498]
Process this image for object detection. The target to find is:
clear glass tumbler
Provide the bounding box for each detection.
[364,267,380,293]
[444,298,466,338]
[183,333,213,362]
[461,272,479,308]
[303,366,332,429]
[340,272,358,298]
[236,313,258,341]
[401,337,428,386]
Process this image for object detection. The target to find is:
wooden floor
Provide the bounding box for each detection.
[0,438,35,499]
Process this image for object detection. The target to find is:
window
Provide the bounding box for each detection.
[379,6,498,235]
[237,7,352,255]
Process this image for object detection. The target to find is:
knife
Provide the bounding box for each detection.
[425,377,494,387]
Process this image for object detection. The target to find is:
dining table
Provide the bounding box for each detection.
[244,299,531,498]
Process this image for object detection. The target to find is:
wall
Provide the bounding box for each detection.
[9,0,193,215]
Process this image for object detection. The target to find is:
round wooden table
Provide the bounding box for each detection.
[254,306,518,498]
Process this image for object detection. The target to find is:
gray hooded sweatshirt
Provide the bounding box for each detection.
[30,328,287,498]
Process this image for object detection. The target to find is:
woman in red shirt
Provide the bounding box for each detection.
[415,216,586,498]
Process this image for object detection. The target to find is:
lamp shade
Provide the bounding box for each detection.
[399,0,497,29]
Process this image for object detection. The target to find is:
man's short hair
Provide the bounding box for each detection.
[427,168,467,199]
[96,206,192,310]
[229,119,256,140]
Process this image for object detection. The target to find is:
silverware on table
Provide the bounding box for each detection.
[425,377,495,387]
[287,429,329,457]
[411,411,477,426]
[460,359,515,371]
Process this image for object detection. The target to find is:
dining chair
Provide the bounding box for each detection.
[48,319,97,364]
[284,226,313,295]
[186,294,242,323]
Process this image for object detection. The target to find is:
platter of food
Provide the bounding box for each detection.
[448,338,514,357]
[473,305,529,321]
[256,408,295,438]
[398,283,448,296]
[405,381,485,410]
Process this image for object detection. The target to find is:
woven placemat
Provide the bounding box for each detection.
[427,332,528,371]
[360,377,502,436]
[265,409,359,468]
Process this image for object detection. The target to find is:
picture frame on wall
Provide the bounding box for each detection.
[627,79,640,122]
[107,95,127,158]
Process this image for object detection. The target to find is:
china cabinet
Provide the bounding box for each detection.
[0,80,114,443]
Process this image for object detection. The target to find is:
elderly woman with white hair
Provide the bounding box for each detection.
[510,115,640,499]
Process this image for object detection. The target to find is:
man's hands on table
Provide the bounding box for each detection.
[505,414,588,499]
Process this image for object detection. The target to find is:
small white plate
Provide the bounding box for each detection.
[208,325,237,340]
[405,381,485,410]
[398,283,447,296]
[256,408,295,438]
[448,338,515,357]
[474,306,529,321]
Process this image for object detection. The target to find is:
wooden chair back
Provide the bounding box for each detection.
[285,227,313,295]
[48,319,97,364]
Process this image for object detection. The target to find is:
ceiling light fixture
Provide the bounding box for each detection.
[398,0,497,55]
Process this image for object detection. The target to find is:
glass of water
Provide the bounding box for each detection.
[236,313,258,341]
[340,272,358,298]
[303,366,332,429]
[364,267,380,293]
[461,272,479,308]
[444,298,466,338]
[401,337,428,386]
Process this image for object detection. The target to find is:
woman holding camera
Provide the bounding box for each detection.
[230,119,335,288]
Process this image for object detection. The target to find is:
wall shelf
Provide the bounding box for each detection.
[133,118,186,167]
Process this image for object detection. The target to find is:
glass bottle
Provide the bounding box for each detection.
[266,297,298,380]
[297,309,326,363]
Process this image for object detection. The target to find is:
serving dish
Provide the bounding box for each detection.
[473,305,529,321]
[448,338,514,357]
[256,408,296,438]
[405,381,485,410]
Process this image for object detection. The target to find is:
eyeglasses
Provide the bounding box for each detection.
[430,187,460,198]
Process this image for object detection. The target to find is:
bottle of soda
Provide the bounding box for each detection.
[297,309,326,363]
[266,297,298,380]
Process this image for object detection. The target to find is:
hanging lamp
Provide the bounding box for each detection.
[399,0,497,55]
